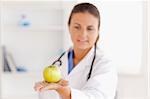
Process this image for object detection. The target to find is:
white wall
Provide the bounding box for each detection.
[109,1,148,99]
[1,1,64,72]
[148,0,150,98]
[0,1,65,99]
[0,1,2,99]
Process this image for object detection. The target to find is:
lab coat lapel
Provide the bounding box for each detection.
[68,47,95,80]
[60,46,95,80]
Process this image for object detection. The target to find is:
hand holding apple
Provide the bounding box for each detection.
[43,65,61,83]
[34,65,71,99]
[35,70,71,99]
[34,79,69,92]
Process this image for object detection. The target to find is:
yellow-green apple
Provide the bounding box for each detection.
[43,65,61,83]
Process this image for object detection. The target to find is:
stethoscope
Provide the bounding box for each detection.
[52,45,96,81]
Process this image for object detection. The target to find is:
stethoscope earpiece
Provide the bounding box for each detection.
[52,52,66,66]
[52,59,62,66]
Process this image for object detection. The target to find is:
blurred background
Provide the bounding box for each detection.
[0,0,149,99]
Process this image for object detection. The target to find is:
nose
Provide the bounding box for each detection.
[80,28,87,37]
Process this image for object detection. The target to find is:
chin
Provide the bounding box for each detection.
[74,42,92,50]
[77,45,90,50]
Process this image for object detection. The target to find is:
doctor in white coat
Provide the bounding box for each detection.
[34,2,118,99]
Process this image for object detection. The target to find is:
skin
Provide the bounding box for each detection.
[34,12,99,99]
[69,12,99,66]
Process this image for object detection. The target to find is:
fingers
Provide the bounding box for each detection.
[34,79,69,92]
[40,83,60,92]
[34,81,48,91]
[58,79,69,86]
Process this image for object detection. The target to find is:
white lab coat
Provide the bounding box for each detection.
[39,46,118,99]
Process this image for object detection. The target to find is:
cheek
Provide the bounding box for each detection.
[69,27,75,40]
[90,34,98,43]
[70,28,79,41]
[70,32,77,42]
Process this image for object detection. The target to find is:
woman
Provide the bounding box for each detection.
[34,2,117,99]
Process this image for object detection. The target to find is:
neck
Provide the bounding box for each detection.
[73,47,92,63]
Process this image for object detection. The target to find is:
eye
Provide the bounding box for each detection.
[87,27,94,31]
[74,26,80,30]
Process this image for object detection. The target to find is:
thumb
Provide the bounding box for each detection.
[58,79,69,86]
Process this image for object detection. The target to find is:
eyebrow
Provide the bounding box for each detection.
[87,25,94,28]
[74,23,94,28]
[74,23,80,26]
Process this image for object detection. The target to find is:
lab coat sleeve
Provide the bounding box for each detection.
[71,60,118,99]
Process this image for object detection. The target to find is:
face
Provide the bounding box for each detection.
[69,12,99,50]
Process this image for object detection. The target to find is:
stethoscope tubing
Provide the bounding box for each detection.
[51,46,96,81]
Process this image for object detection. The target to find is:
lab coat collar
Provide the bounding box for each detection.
[60,46,95,79]
[68,46,95,80]
[68,46,95,67]
[76,46,95,67]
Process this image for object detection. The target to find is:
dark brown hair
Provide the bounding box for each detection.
[68,2,100,30]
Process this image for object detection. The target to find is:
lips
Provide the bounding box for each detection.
[77,39,88,43]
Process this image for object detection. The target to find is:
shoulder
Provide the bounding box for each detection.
[95,48,111,64]
[93,47,117,74]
